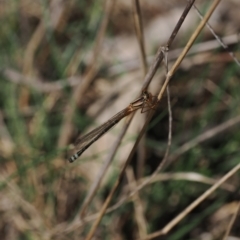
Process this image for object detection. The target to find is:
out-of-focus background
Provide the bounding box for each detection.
[0,0,240,239]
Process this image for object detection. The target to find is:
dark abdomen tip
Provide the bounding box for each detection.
[68,153,79,163]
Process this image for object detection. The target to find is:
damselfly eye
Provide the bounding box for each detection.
[143,91,149,99]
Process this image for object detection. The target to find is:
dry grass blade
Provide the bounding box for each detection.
[132,0,148,180]
[126,167,148,238]
[169,114,240,165]
[140,163,240,239]
[157,0,222,102]
[107,33,240,77]
[132,0,147,75]
[142,0,195,92]
[193,4,240,67]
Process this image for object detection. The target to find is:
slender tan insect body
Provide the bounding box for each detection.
[68,91,155,162]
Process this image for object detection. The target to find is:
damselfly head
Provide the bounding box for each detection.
[67,144,78,162]
[142,91,152,101]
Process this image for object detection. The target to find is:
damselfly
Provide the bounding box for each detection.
[68,91,155,162]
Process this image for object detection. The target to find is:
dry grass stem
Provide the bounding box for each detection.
[77,117,134,220]
[132,0,148,179]
[157,0,222,102]
[142,0,195,92]
[169,114,240,164]
[193,4,240,67]
[132,0,147,75]
[141,163,240,240]
[107,33,240,77]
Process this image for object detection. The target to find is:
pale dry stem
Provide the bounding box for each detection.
[141,163,240,239]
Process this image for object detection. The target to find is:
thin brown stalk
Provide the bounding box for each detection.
[157,0,222,102]
[57,0,115,149]
[140,163,240,240]
[137,131,147,178]
[123,48,173,207]
[107,33,240,77]
[142,0,195,92]
[132,0,147,75]
[132,0,148,179]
